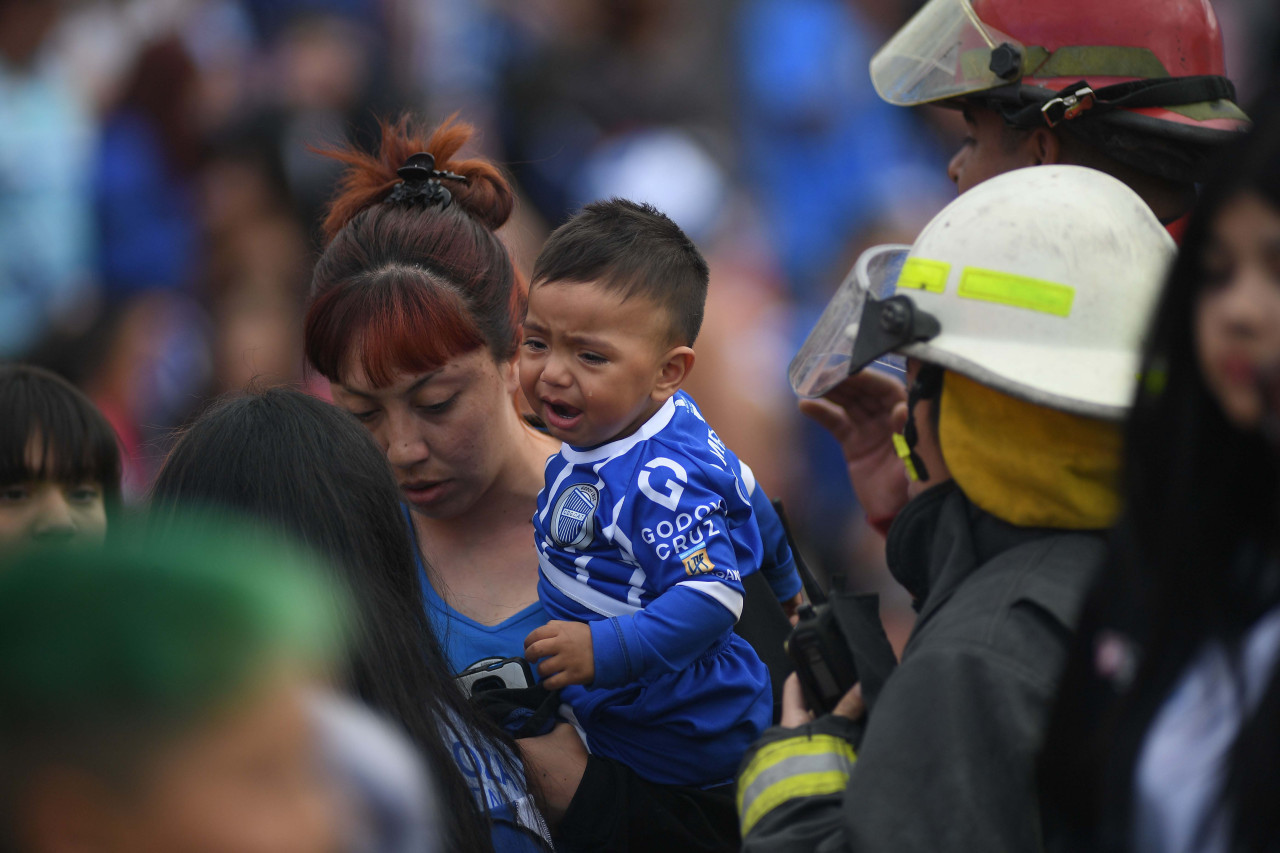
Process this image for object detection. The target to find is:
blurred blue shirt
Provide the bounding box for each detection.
[0,55,96,357]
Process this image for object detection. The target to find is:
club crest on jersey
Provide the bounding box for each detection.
[680,546,715,576]
[551,484,599,548]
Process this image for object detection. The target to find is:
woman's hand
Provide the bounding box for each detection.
[517,723,589,830]
[779,672,866,728]
[525,620,595,689]
[799,371,910,527]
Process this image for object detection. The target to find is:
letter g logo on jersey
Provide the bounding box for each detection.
[638,457,688,511]
[551,483,599,548]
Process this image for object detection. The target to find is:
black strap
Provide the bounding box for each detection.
[771,499,828,606]
[900,366,944,483]
[735,570,795,724]
[1006,75,1237,129]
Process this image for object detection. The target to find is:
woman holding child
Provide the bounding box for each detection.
[306,115,793,850]
[308,118,559,675]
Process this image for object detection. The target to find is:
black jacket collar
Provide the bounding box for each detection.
[885,481,1085,614]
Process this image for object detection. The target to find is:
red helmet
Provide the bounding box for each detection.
[871,0,1248,158]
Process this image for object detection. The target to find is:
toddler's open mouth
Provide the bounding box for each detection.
[543,399,584,431]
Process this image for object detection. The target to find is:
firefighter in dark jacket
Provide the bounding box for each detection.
[738,165,1175,851]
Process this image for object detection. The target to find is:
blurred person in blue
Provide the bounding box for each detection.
[93,35,202,299]
[0,0,97,359]
[734,0,952,578]
[738,164,1174,851]
[149,386,553,852]
[0,364,120,548]
[0,519,347,853]
[519,199,786,789]
[239,0,381,45]
[735,0,947,306]
[1039,94,1280,853]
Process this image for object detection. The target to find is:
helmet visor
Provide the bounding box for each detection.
[870,0,1023,107]
[789,244,911,399]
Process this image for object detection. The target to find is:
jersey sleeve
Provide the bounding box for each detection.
[626,445,760,616]
[590,585,737,688]
[588,444,762,687]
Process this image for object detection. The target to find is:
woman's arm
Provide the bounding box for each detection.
[517,723,589,829]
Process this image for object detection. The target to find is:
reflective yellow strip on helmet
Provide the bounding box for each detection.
[961,45,1171,89]
[1033,46,1169,80]
[897,257,950,294]
[892,433,921,482]
[738,735,857,836]
[958,268,1075,317]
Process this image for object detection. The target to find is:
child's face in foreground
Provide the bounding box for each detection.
[521,281,688,448]
[0,440,107,547]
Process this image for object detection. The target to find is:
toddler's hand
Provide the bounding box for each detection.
[524,621,595,689]
[781,592,804,625]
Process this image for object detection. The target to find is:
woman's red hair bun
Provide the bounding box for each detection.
[319,114,515,243]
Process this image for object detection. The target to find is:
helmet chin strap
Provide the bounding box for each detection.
[893,365,944,483]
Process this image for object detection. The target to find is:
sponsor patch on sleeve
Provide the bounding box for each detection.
[680,545,715,576]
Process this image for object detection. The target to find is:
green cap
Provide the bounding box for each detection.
[0,513,347,748]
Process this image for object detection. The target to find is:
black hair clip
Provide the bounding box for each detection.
[386,152,468,209]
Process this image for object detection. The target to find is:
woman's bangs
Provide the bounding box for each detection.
[306,269,486,388]
[0,395,121,490]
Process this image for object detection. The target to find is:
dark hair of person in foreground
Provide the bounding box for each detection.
[150,387,529,853]
[1040,96,1280,852]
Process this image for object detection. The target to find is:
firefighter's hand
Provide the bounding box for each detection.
[799,371,909,527]
[525,621,595,689]
[780,673,866,728]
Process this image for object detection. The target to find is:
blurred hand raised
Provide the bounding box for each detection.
[799,371,910,528]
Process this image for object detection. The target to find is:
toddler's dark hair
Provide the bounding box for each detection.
[531,199,709,346]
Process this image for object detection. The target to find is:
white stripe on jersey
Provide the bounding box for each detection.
[600,497,635,561]
[539,463,578,523]
[539,551,639,618]
[573,552,592,584]
[676,579,744,620]
[626,566,647,608]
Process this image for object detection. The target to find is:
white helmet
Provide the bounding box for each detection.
[790,164,1175,420]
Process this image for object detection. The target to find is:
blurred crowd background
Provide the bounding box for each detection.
[3,0,1279,644]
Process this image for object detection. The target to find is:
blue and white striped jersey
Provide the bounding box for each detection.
[534,391,763,686]
[532,390,775,785]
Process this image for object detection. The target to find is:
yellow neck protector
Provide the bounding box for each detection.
[938,372,1122,530]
